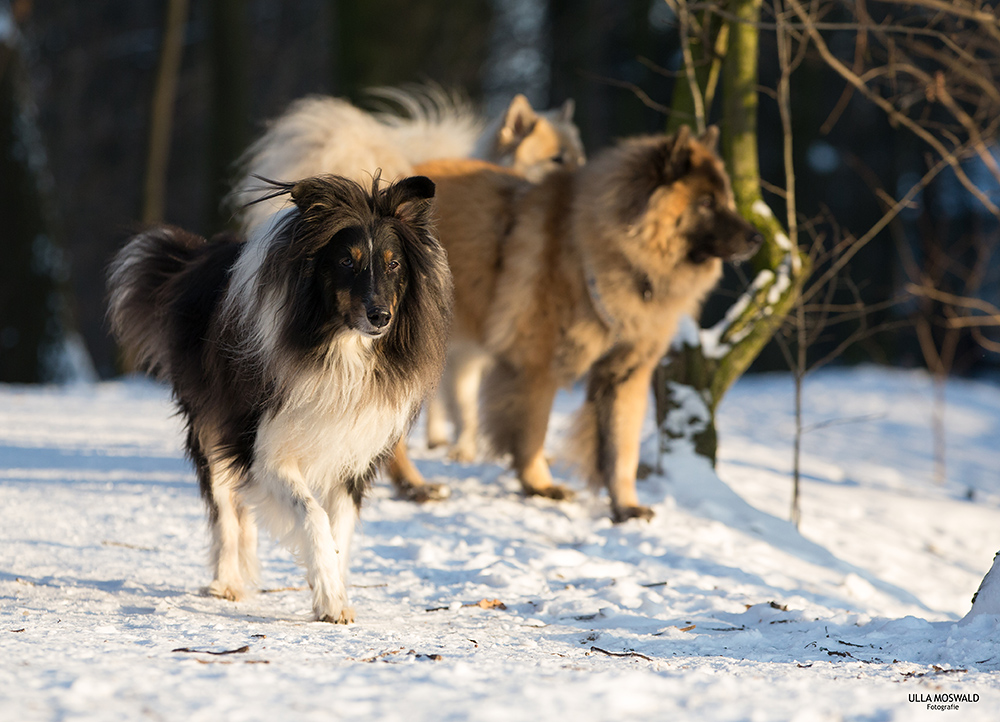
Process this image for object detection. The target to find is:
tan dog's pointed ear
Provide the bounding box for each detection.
[560,98,576,122]
[498,94,539,148]
[700,125,720,152]
[668,126,693,174]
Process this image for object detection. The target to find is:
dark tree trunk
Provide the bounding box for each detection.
[142,0,190,225]
[0,7,70,382]
[207,0,249,231]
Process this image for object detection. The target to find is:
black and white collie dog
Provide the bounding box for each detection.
[107,174,452,623]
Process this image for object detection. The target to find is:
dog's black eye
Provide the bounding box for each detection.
[698,196,714,209]
[387,260,400,272]
[340,257,354,269]
[552,153,566,165]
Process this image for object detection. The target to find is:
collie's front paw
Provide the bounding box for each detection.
[312,581,353,624]
[317,607,355,624]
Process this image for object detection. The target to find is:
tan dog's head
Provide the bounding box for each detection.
[492,95,586,181]
[610,126,762,269]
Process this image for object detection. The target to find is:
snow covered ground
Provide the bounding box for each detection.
[2,366,999,721]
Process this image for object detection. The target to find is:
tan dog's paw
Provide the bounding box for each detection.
[526,483,575,501]
[426,433,449,450]
[447,443,478,463]
[612,505,654,523]
[206,580,245,601]
[397,480,451,503]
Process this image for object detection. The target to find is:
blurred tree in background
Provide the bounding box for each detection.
[0,0,82,382]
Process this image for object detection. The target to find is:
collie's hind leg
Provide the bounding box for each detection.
[189,429,251,600]
[204,462,252,600]
[237,501,259,589]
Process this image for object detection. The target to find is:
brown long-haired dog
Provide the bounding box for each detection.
[393,126,761,522]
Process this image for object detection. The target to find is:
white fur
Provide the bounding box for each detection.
[232,93,480,232]
[205,453,258,601]
[219,208,295,367]
[242,334,415,622]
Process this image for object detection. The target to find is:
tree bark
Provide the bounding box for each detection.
[141,0,189,225]
[208,0,249,231]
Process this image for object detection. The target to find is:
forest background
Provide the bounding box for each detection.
[2,0,998,390]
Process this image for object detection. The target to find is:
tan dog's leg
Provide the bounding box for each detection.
[385,437,450,502]
[448,344,491,462]
[587,347,659,522]
[425,391,450,449]
[511,376,574,500]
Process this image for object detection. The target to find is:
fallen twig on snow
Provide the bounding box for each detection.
[172,645,250,655]
[589,646,653,662]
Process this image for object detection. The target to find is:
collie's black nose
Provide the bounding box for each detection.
[367,307,392,328]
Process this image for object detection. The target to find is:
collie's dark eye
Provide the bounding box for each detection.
[699,196,714,209]
[340,257,354,269]
[551,153,565,165]
[387,260,400,272]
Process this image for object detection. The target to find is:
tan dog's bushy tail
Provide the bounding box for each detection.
[478,357,523,459]
[561,400,602,492]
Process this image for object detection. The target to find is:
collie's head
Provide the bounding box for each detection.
[227,173,453,374]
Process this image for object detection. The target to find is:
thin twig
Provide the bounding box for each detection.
[590,646,654,662]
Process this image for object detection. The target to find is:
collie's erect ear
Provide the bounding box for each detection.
[289,175,358,216]
[384,175,436,231]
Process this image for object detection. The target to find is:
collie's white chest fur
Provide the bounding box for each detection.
[254,333,415,492]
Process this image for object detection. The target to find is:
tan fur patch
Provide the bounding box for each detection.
[412,130,756,519]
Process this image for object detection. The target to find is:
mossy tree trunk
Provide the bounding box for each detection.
[654,0,810,465]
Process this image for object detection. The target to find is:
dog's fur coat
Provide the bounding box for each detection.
[108,174,452,622]
[230,87,584,232]
[403,127,762,522]
[228,86,585,496]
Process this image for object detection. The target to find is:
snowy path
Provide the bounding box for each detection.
[2,368,999,720]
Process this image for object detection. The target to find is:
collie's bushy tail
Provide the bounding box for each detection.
[106,226,203,378]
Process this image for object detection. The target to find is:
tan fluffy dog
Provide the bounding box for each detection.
[391,126,761,522]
